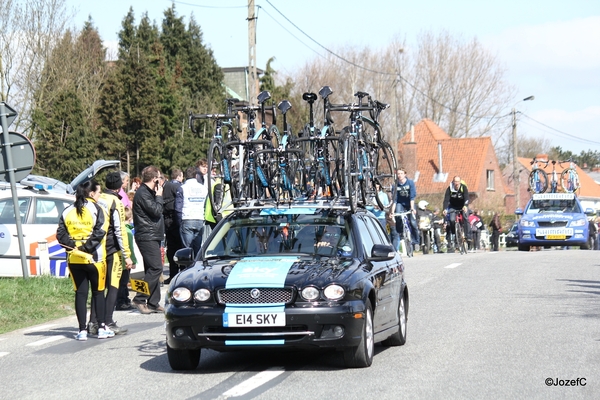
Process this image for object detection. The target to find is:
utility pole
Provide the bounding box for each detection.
[247,0,257,106]
[511,95,534,211]
[512,107,520,210]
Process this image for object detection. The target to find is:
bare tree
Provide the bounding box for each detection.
[0,0,70,136]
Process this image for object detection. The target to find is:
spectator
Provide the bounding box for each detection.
[489,212,502,252]
[163,168,184,284]
[132,166,165,314]
[468,209,483,252]
[394,168,419,252]
[118,171,131,209]
[116,206,137,310]
[88,172,133,335]
[175,166,208,257]
[56,180,114,340]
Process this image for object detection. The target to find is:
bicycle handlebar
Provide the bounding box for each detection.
[190,113,236,120]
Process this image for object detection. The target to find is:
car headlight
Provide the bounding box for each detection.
[301,286,320,301]
[323,284,345,300]
[172,287,192,302]
[570,219,587,227]
[520,220,535,227]
[194,288,211,302]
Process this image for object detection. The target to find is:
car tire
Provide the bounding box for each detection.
[382,292,407,346]
[518,244,530,252]
[343,299,374,368]
[167,344,201,370]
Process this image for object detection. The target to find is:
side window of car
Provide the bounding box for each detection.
[34,198,66,225]
[356,217,375,256]
[364,215,391,245]
[0,197,31,224]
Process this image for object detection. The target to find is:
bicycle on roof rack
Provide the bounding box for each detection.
[528,157,549,194]
[190,97,239,214]
[295,86,342,202]
[558,157,580,193]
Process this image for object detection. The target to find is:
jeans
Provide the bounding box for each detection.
[180,219,204,257]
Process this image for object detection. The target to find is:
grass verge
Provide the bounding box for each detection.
[0,276,75,334]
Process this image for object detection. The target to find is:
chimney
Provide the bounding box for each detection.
[433,141,449,182]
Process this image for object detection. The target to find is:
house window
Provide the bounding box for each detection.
[486,170,495,190]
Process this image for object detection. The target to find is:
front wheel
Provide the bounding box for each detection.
[455,220,467,255]
[421,231,430,254]
[373,141,397,212]
[518,244,530,252]
[167,344,201,370]
[560,169,580,193]
[343,299,374,368]
[528,169,548,194]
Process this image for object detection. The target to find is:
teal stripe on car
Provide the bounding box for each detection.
[225,256,297,289]
[260,208,316,215]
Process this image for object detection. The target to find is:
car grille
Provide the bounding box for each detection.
[537,221,568,228]
[217,288,294,305]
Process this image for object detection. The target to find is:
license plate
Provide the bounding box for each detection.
[546,234,566,240]
[536,228,572,236]
[223,312,285,327]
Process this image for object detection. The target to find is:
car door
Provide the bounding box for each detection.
[356,215,392,331]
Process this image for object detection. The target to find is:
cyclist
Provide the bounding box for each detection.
[394,168,419,252]
[442,176,470,253]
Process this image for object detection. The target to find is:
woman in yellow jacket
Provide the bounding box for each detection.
[57,180,113,341]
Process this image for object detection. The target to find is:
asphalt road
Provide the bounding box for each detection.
[1,249,599,399]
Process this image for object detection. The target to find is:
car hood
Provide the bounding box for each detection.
[173,256,360,291]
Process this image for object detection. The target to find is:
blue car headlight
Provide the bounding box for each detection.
[521,220,535,227]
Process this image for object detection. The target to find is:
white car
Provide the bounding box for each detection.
[0,161,120,277]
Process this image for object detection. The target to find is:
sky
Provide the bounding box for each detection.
[65,0,600,156]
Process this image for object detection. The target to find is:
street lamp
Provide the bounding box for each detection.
[512,95,535,210]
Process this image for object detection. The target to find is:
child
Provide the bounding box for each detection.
[116,207,138,310]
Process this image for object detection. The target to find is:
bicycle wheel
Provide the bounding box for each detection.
[207,139,225,213]
[455,218,467,255]
[528,169,548,194]
[343,134,360,212]
[403,219,413,257]
[560,169,580,193]
[223,142,242,206]
[357,146,369,206]
[374,141,397,212]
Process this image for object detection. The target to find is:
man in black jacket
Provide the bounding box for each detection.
[163,168,183,284]
[132,166,165,314]
[442,176,470,252]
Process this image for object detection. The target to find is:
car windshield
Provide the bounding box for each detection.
[525,199,581,214]
[204,212,354,258]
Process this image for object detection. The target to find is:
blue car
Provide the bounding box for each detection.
[516,193,595,251]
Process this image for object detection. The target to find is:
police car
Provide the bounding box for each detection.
[0,160,119,277]
[516,193,595,251]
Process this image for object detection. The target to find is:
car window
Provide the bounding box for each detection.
[356,217,375,256]
[0,197,31,224]
[204,213,354,258]
[525,199,581,214]
[34,198,70,224]
[363,215,391,245]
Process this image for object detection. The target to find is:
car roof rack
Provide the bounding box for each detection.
[230,198,353,213]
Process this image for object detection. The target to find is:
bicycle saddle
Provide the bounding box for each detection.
[257,90,271,104]
[302,92,317,103]
[318,86,333,100]
[278,100,292,114]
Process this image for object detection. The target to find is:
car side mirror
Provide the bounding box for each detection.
[515,208,523,215]
[584,208,595,216]
[174,248,195,268]
[369,244,396,261]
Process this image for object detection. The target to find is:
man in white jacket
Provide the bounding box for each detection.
[175,164,208,256]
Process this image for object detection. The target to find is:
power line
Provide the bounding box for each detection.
[520,113,600,145]
[167,0,246,9]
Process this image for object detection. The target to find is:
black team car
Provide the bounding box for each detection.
[165,206,408,370]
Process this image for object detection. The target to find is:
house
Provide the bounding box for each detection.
[396,119,511,215]
[505,156,600,212]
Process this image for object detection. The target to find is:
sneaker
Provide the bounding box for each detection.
[134,302,152,314]
[149,305,164,313]
[76,330,88,341]
[98,326,115,339]
[107,322,128,335]
[87,322,98,336]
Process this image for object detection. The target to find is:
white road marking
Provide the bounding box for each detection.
[222,367,285,397]
[26,336,67,347]
[444,263,462,269]
[0,352,9,358]
[23,324,57,333]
